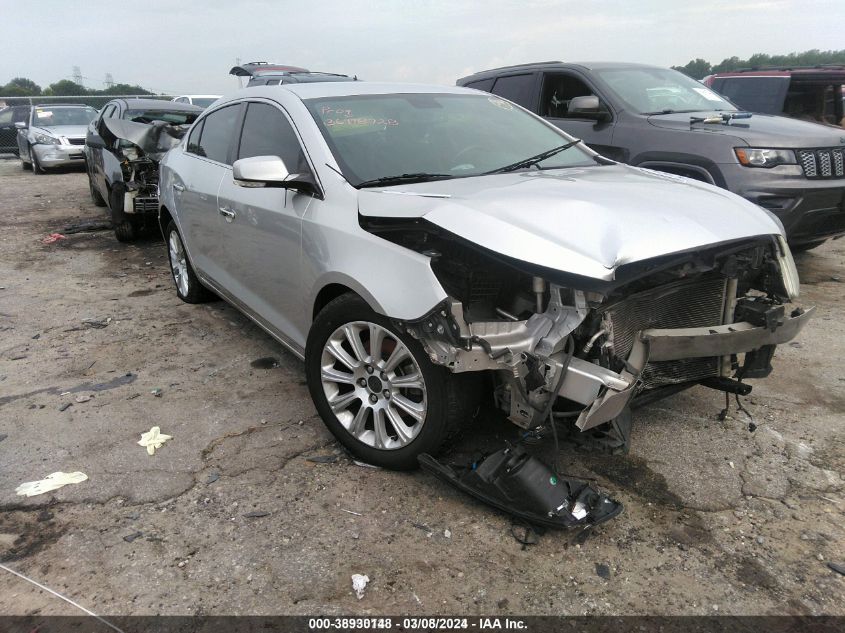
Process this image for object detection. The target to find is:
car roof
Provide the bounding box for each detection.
[457,61,664,82]
[111,98,203,112]
[175,94,221,99]
[712,65,845,77]
[217,82,477,104]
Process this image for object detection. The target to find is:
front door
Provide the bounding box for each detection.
[215,100,312,347]
[539,72,624,161]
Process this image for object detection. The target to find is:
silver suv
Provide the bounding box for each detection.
[158,83,811,471]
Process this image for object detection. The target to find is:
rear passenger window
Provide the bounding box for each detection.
[491,74,535,108]
[716,77,789,115]
[238,102,308,173]
[196,104,241,164]
[186,119,205,155]
[465,78,494,92]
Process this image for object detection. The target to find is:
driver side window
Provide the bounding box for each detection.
[541,74,596,118]
[237,102,308,174]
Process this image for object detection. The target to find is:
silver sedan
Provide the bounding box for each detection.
[158,83,811,470]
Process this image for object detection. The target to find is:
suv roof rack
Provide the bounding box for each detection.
[726,64,845,73]
[230,62,310,77]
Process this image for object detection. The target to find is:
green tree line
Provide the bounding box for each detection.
[672,49,845,80]
[0,77,154,97]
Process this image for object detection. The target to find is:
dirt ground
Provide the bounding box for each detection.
[0,158,843,617]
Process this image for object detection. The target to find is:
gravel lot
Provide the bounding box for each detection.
[0,158,843,616]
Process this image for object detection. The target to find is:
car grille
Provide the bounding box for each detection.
[66,138,86,146]
[601,277,727,389]
[797,148,845,179]
[133,197,158,213]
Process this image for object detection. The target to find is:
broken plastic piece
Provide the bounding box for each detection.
[15,471,88,497]
[42,233,66,244]
[137,426,172,455]
[419,446,622,529]
[351,573,370,599]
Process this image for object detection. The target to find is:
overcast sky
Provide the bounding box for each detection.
[3,0,843,95]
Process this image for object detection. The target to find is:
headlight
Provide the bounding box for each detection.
[775,235,800,300]
[735,147,796,168]
[33,133,59,145]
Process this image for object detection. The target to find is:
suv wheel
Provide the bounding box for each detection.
[166,221,213,303]
[305,294,478,470]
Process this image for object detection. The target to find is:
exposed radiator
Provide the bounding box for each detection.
[602,277,728,389]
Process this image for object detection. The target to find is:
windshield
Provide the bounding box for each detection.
[191,98,218,108]
[305,93,596,186]
[123,109,199,125]
[595,67,736,114]
[32,107,97,127]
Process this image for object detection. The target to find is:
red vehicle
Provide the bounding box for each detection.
[704,66,845,128]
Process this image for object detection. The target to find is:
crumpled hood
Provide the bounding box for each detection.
[101,118,191,161]
[33,125,88,139]
[357,165,782,281]
[647,111,845,148]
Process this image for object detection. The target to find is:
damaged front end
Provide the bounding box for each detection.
[369,217,812,452]
[101,118,190,222]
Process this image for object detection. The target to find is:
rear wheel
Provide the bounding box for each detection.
[305,294,479,470]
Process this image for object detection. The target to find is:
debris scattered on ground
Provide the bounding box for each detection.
[150,388,163,397]
[205,472,220,485]
[42,233,66,244]
[123,531,143,543]
[827,562,845,576]
[137,426,172,455]
[37,510,54,522]
[306,454,338,464]
[0,434,7,443]
[58,403,73,412]
[596,563,611,579]
[62,220,113,235]
[340,509,362,516]
[127,393,141,400]
[353,460,381,469]
[250,357,279,369]
[15,471,88,497]
[242,511,270,518]
[444,528,452,539]
[351,574,370,600]
[410,522,434,536]
[81,317,111,329]
[9,354,27,361]
[32,333,40,340]
[74,394,92,403]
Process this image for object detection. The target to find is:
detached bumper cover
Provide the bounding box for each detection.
[641,306,814,361]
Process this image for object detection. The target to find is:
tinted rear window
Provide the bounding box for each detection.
[196,104,241,164]
[491,74,535,108]
[712,76,789,114]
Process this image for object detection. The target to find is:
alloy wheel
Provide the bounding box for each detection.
[320,321,427,450]
[168,230,189,297]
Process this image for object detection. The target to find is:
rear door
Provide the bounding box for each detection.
[215,100,313,344]
[173,102,243,287]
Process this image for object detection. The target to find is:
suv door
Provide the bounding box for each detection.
[174,103,243,287]
[538,71,620,159]
[215,100,314,346]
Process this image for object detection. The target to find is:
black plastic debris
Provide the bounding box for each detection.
[595,563,611,579]
[0,434,7,443]
[419,446,622,529]
[58,403,72,412]
[123,531,143,543]
[828,562,845,577]
[205,472,220,484]
[250,357,280,369]
[243,511,270,518]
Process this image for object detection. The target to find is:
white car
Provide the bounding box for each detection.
[171,95,221,109]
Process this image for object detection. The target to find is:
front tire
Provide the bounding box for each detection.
[31,146,45,174]
[165,221,213,303]
[305,294,478,470]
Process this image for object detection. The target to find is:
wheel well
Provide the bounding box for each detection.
[313,284,355,320]
[638,162,715,184]
[158,205,174,240]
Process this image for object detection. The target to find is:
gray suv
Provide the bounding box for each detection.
[457,62,845,250]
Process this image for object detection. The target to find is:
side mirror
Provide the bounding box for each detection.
[568,95,611,122]
[14,121,27,129]
[233,155,318,196]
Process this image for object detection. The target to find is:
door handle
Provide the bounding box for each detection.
[172,183,185,192]
[219,206,236,221]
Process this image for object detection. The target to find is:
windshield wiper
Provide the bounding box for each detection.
[483,140,582,175]
[357,173,454,188]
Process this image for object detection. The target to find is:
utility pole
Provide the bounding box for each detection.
[104,73,114,89]
[72,66,83,86]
